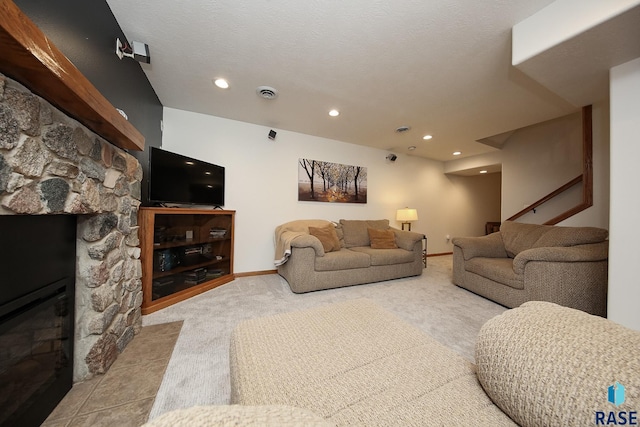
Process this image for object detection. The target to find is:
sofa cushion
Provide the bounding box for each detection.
[476,301,640,427]
[367,227,398,249]
[500,221,608,257]
[308,224,341,253]
[350,246,414,266]
[532,225,608,248]
[500,221,551,257]
[314,248,370,271]
[340,219,389,248]
[465,257,523,289]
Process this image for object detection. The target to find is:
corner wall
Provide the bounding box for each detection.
[609,57,640,330]
[161,108,487,272]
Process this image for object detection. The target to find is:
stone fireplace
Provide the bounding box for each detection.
[0,72,143,382]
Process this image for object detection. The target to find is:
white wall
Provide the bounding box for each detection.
[608,57,640,330]
[161,108,482,273]
[500,108,609,229]
[446,173,502,238]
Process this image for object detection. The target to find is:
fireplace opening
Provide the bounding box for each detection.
[0,215,76,427]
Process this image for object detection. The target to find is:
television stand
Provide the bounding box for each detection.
[139,207,235,314]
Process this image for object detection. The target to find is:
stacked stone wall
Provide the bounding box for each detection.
[0,73,143,381]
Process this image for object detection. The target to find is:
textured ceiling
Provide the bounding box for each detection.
[106,0,584,162]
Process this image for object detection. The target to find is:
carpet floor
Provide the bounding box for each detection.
[142,255,506,420]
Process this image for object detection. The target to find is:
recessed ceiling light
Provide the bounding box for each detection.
[185,161,195,165]
[395,126,411,133]
[329,109,340,117]
[214,78,229,89]
[422,135,433,140]
[479,170,488,174]
[408,146,416,151]
[453,151,461,156]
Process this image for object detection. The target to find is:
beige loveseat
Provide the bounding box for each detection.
[452,220,609,316]
[146,298,639,426]
[274,219,424,293]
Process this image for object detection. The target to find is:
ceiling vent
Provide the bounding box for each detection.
[256,86,278,100]
[395,125,411,133]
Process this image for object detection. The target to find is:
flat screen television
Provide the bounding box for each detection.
[149,147,225,206]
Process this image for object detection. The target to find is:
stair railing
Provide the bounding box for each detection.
[507,105,593,225]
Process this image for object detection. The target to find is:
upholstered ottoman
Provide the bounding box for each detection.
[229,299,514,426]
[475,301,640,426]
[143,405,332,426]
[146,299,639,426]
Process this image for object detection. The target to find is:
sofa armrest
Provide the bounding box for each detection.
[512,241,608,275]
[288,233,325,256]
[392,229,424,251]
[452,233,508,260]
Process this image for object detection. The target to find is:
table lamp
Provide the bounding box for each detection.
[396,208,418,231]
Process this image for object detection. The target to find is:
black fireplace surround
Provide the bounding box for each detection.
[0,215,76,427]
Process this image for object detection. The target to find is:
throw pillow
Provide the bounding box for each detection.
[368,228,398,249]
[309,224,341,252]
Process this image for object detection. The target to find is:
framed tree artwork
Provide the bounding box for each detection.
[298,158,367,203]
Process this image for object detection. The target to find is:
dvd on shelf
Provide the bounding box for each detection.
[209,228,227,238]
[206,268,225,279]
[184,267,207,284]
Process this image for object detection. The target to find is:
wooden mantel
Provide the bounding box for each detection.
[0,0,144,151]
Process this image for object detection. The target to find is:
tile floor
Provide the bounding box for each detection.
[42,321,183,427]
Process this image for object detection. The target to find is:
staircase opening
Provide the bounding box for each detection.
[507,105,593,225]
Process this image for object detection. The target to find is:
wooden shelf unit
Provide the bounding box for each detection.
[139,207,235,314]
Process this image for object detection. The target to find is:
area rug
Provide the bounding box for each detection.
[143,255,506,420]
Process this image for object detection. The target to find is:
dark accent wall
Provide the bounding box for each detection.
[14,0,162,205]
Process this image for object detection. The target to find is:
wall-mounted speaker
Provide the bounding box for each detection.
[268,129,277,140]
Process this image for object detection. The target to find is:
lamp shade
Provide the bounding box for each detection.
[396,208,418,222]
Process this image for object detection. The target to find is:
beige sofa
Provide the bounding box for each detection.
[145,298,639,426]
[452,220,609,316]
[275,219,424,293]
